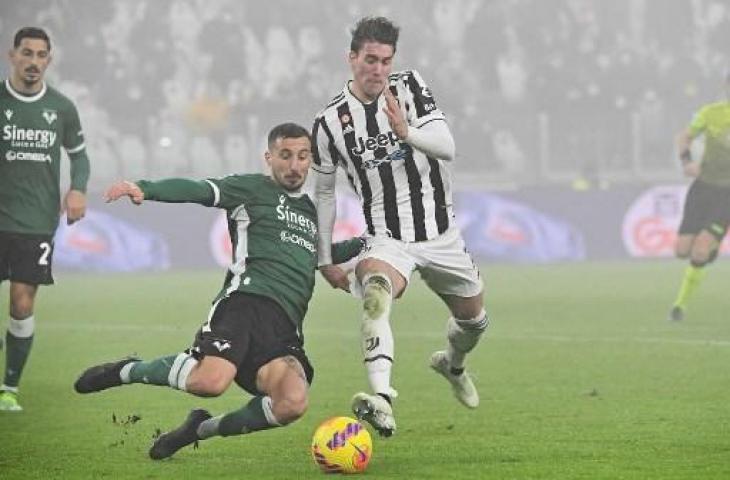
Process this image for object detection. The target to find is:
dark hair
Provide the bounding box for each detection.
[350,16,399,53]
[267,122,310,148]
[14,27,51,50]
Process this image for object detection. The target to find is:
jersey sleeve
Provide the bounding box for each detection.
[62,100,86,154]
[205,174,256,210]
[311,115,340,175]
[399,70,446,128]
[688,106,709,137]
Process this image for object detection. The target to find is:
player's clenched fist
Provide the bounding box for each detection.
[104,180,145,205]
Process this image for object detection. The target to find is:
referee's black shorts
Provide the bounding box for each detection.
[679,179,730,240]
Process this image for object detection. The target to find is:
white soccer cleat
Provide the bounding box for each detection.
[351,392,396,437]
[430,350,479,409]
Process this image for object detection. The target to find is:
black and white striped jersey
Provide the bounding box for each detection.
[312,69,454,242]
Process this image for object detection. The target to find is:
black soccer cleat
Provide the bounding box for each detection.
[149,409,212,460]
[74,357,139,394]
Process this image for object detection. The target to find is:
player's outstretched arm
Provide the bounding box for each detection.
[104,180,145,205]
[331,237,365,264]
[104,179,214,206]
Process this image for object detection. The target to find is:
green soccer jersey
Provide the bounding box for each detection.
[139,174,319,332]
[689,101,730,186]
[0,79,88,235]
[208,174,319,331]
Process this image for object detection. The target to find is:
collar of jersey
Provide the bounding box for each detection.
[265,175,305,198]
[345,80,382,107]
[5,78,47,103]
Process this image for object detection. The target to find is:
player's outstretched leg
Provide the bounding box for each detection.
[353,273,397,436]
[149,409,212,460]
[74,357,140,393]
[75,352,198,394]
[351,392,396,437]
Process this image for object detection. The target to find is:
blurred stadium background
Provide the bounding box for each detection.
[2,0,730,271]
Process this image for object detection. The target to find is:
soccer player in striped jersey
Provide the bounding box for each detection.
[74,123,364,459]
[669,71,730,321]
[311,17,488,436]
[0,28,90,412]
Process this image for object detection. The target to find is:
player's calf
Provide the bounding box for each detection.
[446,309,489,369]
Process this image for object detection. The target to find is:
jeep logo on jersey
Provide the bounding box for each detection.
[351,131,399,156]
[42,109,57,124]
[361,143,411,170]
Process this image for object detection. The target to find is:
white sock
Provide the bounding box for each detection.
[446,310,488,370]
[167,353,198,391]
[8,315,35,338]
[361,273,395,396]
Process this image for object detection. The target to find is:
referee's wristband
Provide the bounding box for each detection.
[680,150,692,165]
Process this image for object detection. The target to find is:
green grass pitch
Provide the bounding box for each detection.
[1,261,729,479]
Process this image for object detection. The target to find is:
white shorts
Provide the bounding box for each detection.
[356,228,483,298]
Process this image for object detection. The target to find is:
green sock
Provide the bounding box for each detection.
[3,331,33,388]
[201,396,281,438]
[125,354,188,387]
[673,265,706,310]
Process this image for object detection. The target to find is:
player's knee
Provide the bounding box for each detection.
[9,297,34,320]
[273,390,308,425]
[9,305,33,320]
[690,250,712,267]
[362,274,392,320]
[186,372,230,397]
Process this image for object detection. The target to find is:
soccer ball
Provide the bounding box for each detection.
[311,416,372,474]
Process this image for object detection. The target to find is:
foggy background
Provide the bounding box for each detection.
[1,0,729,267]
[3,0,729,186]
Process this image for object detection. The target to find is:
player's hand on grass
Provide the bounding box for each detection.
[104,180,145,205]
[64,189,87,225]
[382,87,408,140]
[319,264,351,292]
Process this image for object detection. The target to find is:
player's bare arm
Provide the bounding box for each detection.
[104,180,145,205]
[320,264,351,292]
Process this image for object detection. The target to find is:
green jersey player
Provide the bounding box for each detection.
[74,123,363,460]
[669,71,730,321]
[0,27,90,412]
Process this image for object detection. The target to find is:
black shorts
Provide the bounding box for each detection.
[189,292,313,396]
[678,180,730,240]
[0,231,55,285]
